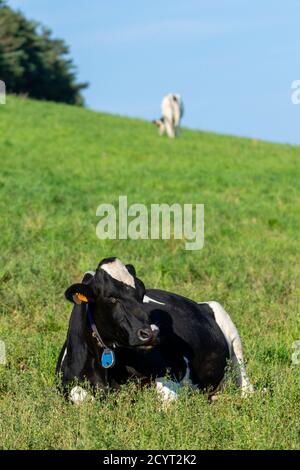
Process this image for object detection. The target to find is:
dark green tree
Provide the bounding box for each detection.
[0,0,88,105]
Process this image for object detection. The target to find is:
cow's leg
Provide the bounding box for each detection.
[202,301,254,396]
[70,385,90,404]
[231,335,254,396]
[155,378,181,405]
[164,118,175,138]
[159,122,165,135]
[173,106,181,137]
[155,357,198,405]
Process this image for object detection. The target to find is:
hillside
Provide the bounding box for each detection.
[0,96,300,449]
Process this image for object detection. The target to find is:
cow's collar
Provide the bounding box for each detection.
[86,304,116,369]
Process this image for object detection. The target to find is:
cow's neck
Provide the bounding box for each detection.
[86,304,116,370]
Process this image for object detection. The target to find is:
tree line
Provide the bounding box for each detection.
[0,0,88,105]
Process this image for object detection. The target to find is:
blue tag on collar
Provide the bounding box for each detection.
[101,348,115,368]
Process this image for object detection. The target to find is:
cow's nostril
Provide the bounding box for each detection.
[138,328,153,342]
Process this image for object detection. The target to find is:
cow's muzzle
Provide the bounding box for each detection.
[137,324,160,348]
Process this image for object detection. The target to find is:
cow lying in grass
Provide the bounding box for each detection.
[56,257,253,404]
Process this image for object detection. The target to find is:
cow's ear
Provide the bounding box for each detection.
[126,264,136,277]
[65,283,94,304]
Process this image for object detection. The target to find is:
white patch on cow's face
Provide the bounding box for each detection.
[70,386,88,404]
[100,259,135,288]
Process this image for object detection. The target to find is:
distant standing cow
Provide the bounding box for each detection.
[153,94,184,138]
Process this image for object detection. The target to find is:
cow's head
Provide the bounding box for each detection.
[152,117,165,135]
[65,258,159,350]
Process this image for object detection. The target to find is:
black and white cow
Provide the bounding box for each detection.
[56,257,253,403]
[153,94,184,138]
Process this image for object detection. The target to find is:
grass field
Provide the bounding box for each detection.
[0,96,300,450]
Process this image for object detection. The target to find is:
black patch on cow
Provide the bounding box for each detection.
[126,264,136,277]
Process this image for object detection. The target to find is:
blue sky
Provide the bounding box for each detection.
[9,0,300,144]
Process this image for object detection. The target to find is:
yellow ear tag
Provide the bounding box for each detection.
[75,293,88,303]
